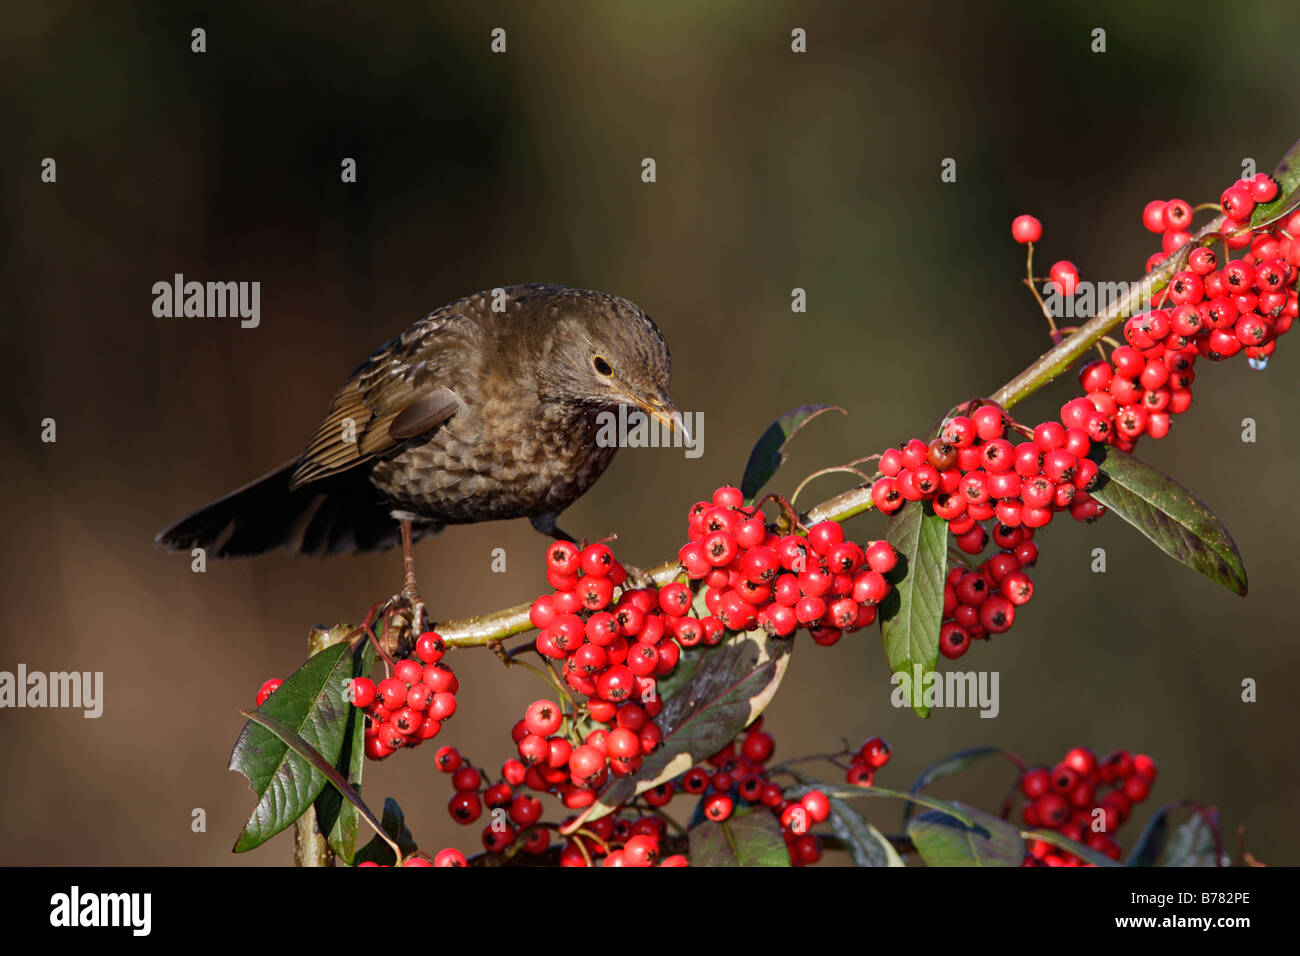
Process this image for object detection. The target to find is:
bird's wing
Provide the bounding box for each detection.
[289,310,484,489]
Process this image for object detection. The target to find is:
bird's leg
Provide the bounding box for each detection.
[530,512,576,543]
[399,519,428,632]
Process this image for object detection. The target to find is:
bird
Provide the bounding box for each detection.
[156,283,684,606]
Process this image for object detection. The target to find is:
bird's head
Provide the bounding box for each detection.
[542,290,686,439]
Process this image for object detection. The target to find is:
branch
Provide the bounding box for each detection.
[437,213,1224,648]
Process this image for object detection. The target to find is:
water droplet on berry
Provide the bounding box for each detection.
[1247,355,1269,371]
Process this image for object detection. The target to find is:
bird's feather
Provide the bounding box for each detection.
[289,311,483,489]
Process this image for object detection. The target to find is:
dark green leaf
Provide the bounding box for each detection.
[1022,828,1121,867]
[237,708,392,857]
[1089,446,1247,596]
[826,797,906,867]
[1249,137,1300,229]
[688,806,790,867]
[587,627,793,822]
[740,404,845,504]
[907,802,1025,867]
[354,798,419,867]
[1126,805,1169,867]
[879,500,949,717]
[230,642,360,852]
[313,632,375,865]
[901,747,1021,825]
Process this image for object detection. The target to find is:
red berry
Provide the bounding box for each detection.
[434,746,462,773]
[742,731,775,764]
[1141,199,1166,233]
[1048,260,1079,296]
[703,793,734,821]
[255,678,283,707]
[1011,214,1042,244]
[347,677,376,709]
[415,632,446,663]
[377,677,408,710]
[524,699,564,737]
[546,541,581,576]
[858,736,891,769]
[579,542,616,577]
[1162,199,1192,231]
[448,791,482,824]
[451,765,482,792]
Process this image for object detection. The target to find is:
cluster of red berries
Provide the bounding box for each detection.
[513,695,665,811]
[1071,201,1298,450]
[868,406,1093,653]
[870,408,1103,533]
[557,813,686,867]
[349,631,458,761]
[1019,746,1157,866]
[939,524,1039,658]
[656,721,829,865]
[530,538,681,712]
[433,743,685,866]
[434,744,555,856]
[355,847,468,867]
[527,540,677,808]
[871,178,1298,658]
[678,485,900,647]
[846,734,892,785]
[1019,179,1297,453]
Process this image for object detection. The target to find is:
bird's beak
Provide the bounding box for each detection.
[627,395,692,444]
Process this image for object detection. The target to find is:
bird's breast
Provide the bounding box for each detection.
[369,402,619,524]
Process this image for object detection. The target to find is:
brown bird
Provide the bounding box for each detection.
[157,283,683,602]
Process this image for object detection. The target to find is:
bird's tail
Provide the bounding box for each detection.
[156,460,406,557]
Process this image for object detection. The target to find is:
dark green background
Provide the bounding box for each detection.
[1,1,1295,864]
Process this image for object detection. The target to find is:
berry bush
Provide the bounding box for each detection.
[228,140,1300,867]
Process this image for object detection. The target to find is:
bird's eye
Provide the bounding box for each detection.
[593,355,613,376]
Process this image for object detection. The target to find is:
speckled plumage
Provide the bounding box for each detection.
[157,284,676,557]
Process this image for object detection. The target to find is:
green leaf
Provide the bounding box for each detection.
[1126,805,1169,867]
[313,633,375,865]
[1249,136,1300,229]
[826,797,906,867]
[901,747,1021,825]
[740,404,846,504]
[587,627,793,822]
[230,641,358,853]
[907,802,1025,867]
[879,500,949,717]
[237,708,392,857]
[688,806,790,867]
[1089,446,1247,596]
[1127,803,1223,867]
[354,798,419,867]
[1021,828,1121,867]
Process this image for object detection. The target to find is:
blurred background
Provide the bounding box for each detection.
[1,0,1296,865]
